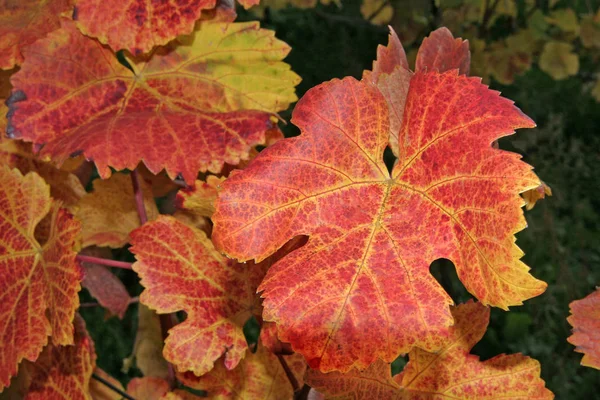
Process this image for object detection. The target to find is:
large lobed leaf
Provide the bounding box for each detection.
[7,19,300,183]
[0,166,82,390]
[307,301,553,399]
[213,39,546,371]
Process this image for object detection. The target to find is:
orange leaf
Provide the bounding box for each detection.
[0,0,73,69]
[80,247,132,319]
[179,343,307,399]
[0,166,82,390]
[24,315,96,399]
[415,27,470,75]
[567,288,600,369]
[8,19,299,183]
[130,215,268,376]
[307,302,553,399]
[75,173,158,248]
[212,72,546,372]
[73,0,215,55]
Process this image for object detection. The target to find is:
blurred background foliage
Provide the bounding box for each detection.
[79,0,600,398]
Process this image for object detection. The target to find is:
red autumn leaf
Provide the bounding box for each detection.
[0,166,82,390]
[0,0,73,69]
[415,27,471,75]
[567,288,600,369]
[212,72,546,372]
[80,247,132,319]
[24,315,96,400]
[8,19,299,183]
[178,343,307,399]
[307,301,553,399]
[130,215,269,376]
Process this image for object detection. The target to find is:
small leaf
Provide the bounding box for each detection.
[567,288,600,369]
[80,247,132,319]
[546,8,580,35]
[127,377,170,400]
[539,41,579,80]
[75,173,159,248]
[130,216,267,376]
[176,176,226,219]
[522,181,552,211]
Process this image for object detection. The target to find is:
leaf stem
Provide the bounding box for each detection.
[276,354,300,393]
[131,169,148,225]
[76,255,133,270]
[91,373,136,400]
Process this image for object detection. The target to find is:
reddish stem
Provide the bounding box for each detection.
[277,354,300,393]
[76,255,133,270]
[131,169,148,225]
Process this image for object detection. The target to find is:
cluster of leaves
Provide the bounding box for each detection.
[263,0,600,100]
[0,0,598,400]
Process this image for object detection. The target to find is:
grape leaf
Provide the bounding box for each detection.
[80,247,132,319]
[522,181,552,211]
[212,72,546,372]
[7,19,300,183]
[307,301,553,399]
[178,343,306,399]
[567,288,600,369]
[75,173,158,248]
[73,0,215,55]
[0,0,73,69]
[130,215,269,376]
[0,166,82,390]
[24,315,95,400]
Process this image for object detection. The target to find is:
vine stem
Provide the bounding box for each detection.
[76,255,133,270]
[91,373,136,400]
[276,354,300,393]
[131,169,148,225]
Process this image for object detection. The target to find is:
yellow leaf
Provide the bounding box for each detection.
[539,41,579,80]
[75,173,159,248]
[546,8,580,34]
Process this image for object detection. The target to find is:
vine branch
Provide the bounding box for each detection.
[76,255,133,270]
[277,354,300,393]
